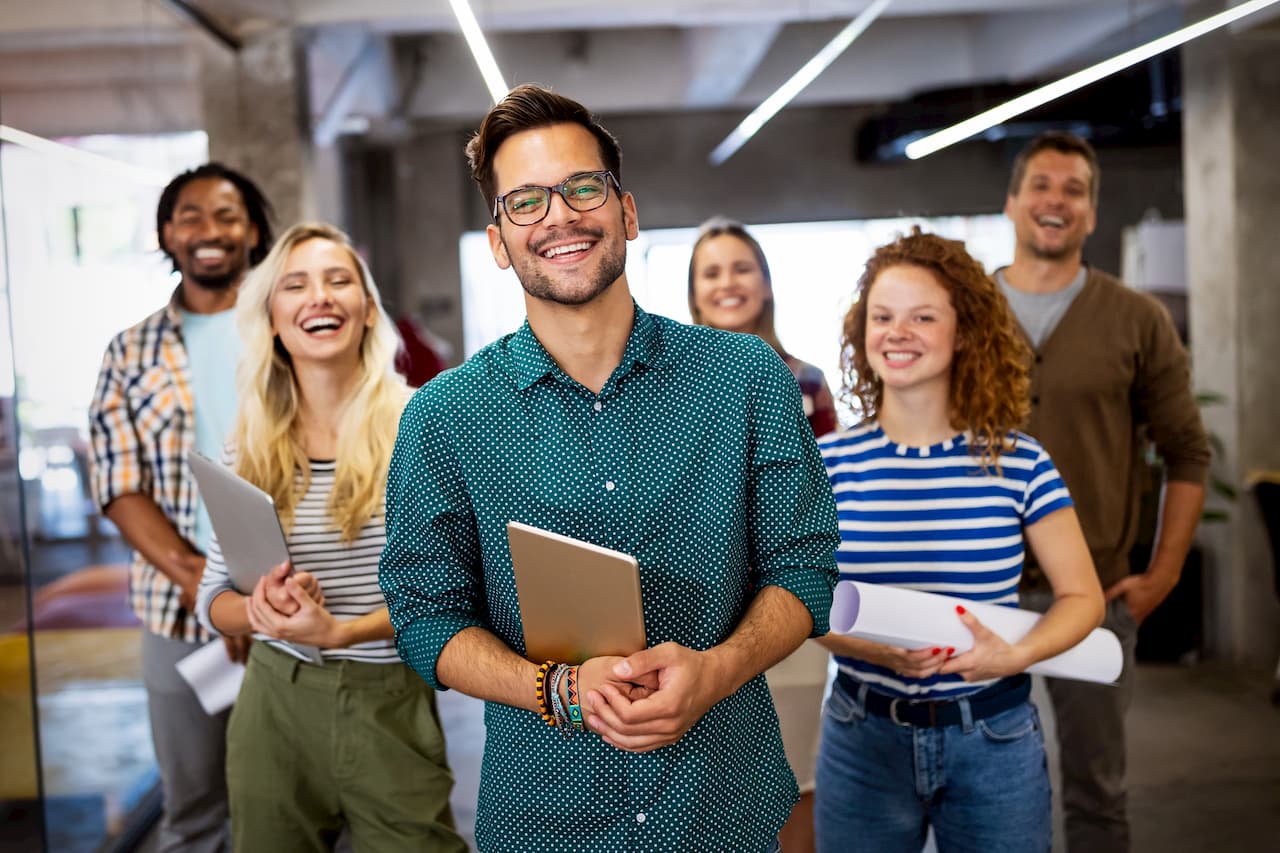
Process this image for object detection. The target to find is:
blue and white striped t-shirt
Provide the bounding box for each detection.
[818,422,1072,698]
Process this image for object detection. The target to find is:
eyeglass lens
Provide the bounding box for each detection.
[504,172,609,223]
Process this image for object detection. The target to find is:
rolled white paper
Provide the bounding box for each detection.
[175,640,246,715]
[828,581,1122,685]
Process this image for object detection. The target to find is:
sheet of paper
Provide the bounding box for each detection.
[175,639,245,715]
[828,581,1122,684]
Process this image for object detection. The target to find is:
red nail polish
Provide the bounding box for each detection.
[947,647,955,656]
[956,605,966,615]
[931,648,941,655]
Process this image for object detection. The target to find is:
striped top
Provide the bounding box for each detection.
[818,422,1072,698]
[197,456,398,663]
[89,288,210,642]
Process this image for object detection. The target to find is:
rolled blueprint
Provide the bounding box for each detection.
[828,581,1122,684]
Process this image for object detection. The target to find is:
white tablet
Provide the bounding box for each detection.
[508,520,647,664]
[188,451,323,664]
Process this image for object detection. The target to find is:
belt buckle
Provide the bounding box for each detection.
[890,697,940,727]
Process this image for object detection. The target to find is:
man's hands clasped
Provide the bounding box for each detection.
[577,642,730,754]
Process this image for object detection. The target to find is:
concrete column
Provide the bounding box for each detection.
[390,128,470,364]
[1183,7,1280,665]
[196,27,314,229]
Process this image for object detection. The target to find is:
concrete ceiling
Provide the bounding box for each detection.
[0,0,1269,141]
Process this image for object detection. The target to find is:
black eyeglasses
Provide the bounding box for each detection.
[492,170,622,226]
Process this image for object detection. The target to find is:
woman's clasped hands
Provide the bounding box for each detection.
[245,561,341,647]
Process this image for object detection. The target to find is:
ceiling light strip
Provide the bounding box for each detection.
[710,0,893,166]
[447,0,509,104]
[905,0,1280,160]
[0,125,171,187]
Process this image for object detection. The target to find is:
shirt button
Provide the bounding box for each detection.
[605,481,616,492]
[593,401,603,412]
[636,812,646,824]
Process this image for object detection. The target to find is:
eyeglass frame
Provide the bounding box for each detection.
[491,170,623,226]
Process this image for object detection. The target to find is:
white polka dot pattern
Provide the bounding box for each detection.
[379,304,839,852]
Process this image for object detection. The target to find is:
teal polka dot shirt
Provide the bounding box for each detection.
[380,303,839,852]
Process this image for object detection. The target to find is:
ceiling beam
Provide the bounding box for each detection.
[157,0,241,51]
[229,0,1129,33]
[683,23,782,108]
[310,31,396,146]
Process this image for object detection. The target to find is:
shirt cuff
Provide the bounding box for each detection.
[759,564,837,638]
[394,613,486,691]
[1164,459,1210,485]
[194,581,229,636]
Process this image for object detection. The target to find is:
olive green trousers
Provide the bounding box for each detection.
[226,642,466,853]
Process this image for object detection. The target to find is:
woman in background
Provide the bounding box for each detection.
[197,222,464,852]
[689,217,838,438]
[688,217,837,853]
[815,229,1103,852]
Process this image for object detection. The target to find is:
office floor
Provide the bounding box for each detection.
[123,661,1280,853]
[1075,664,1280,852]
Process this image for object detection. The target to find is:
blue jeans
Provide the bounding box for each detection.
[814,677,1051,853]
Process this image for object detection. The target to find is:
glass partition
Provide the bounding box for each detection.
[0,104,47,852]
[1,129,206,851]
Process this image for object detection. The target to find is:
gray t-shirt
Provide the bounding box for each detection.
[995,266,1087,350]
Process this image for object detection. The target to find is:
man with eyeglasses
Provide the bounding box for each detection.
[379,84,839,853]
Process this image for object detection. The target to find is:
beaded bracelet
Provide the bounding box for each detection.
[549,662,573,738]
[534,660,556,726]
[566,664,584,731]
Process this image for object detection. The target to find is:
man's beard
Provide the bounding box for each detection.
[187,269,242,290]
[1026,240,1079,262]
[504,228,627,307]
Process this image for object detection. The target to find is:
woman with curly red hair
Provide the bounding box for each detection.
[813,229,1103,853]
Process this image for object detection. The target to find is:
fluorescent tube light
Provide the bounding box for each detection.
[0,125,171,186]
[905,0,1280,160]
[710,0,892,166]
[447,0,509,104]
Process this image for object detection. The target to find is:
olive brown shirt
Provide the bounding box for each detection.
[998,266,1210,591]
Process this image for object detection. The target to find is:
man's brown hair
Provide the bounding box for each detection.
[1007,130,1100,205]
[465,83,623,214]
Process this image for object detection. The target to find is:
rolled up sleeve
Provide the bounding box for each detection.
[379,389,486,690]
[1136,300,1210,485]
[88,336,144,510]
[745,345,840,636]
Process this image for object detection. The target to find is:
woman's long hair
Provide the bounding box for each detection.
[840,228,1030,470]
[687,217,788,357]
[232,222,409,541]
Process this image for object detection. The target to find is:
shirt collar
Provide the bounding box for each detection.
[164,285,186,329]
[509,301,665,391]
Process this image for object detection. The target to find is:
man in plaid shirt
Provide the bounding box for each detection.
[89,163,273,853]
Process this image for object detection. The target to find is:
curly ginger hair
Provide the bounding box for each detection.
[840,228,1031,471]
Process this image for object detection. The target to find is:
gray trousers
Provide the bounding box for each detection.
[141,630,232,853]
[1024,593,1138,853]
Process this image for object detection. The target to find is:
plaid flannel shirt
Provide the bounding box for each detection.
[89,287,209,642]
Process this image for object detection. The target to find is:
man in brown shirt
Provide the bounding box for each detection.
[995,131,1210,853]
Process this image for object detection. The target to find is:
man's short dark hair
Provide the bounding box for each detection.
[1007,131,1100,205]
[155,162,275,272]
[465,83,623,213]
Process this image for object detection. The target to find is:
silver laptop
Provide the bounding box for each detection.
[188,451,323,664]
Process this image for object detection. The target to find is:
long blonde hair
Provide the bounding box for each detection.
[232,222,409,541]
